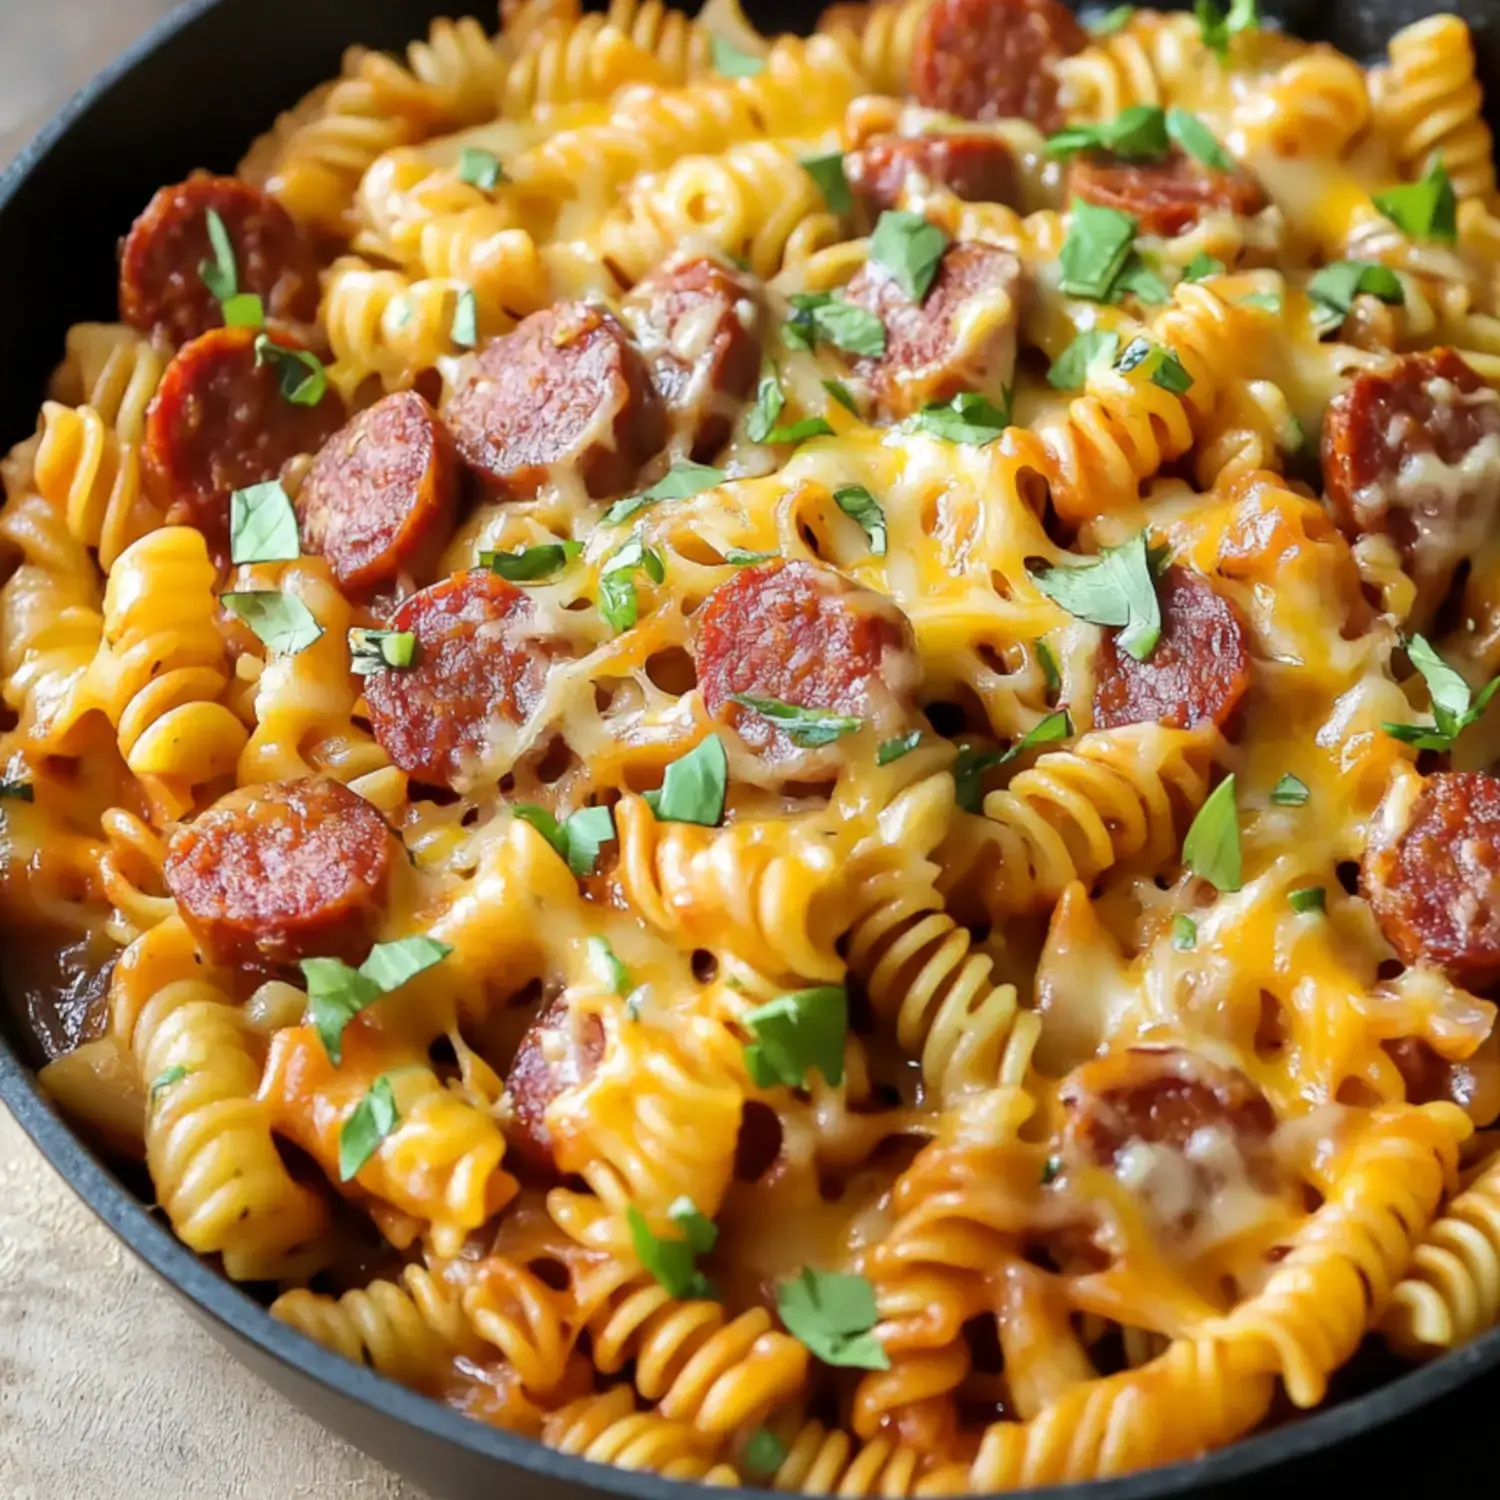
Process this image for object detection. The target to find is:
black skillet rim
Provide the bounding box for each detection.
[1,0,1499,1495]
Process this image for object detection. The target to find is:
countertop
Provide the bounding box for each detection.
[0,4,424,1497]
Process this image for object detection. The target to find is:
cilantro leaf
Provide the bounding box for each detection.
[777,1268,890,1370]
[743,986,848,1090]
[870,210,950,302]
[784,293,887,357]
[1029,532,1162,661]
[629,1201,717,1298]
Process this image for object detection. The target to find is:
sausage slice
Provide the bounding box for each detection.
[143,325,346,555]
[444,302,665,500]
[1092,568,1250,733]
[911,0,1087,131]
[620,257,762,461]
[164,777,397,968]
[845,133,1020,215]
[362,570,553,790]
[504,994,606,1176]
[1363,771,1500,990]
[693,559,921,768]
[1321,349,1500,598]
[299,392,458,591]
[844,240,1024,420]
[1066,150,1268,238]
[120,174,322,345]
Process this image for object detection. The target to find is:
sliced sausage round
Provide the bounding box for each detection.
[845,133,1020,215]
[298,392,458,591]
[693,559,921,766]
[911,0,1087,131]
[443,301,665,501]
[119,174,322,345]
[143,325,347,555]
[362,570,552,790]
[1092,567,1250,733]
[504,994,606,1176]
[1321,349,1500,594]
[844,240,1024,420]
[164,777,396,969]
[1066,150,1267,238]
[1363,771,1500,989]
[620,257,762,461]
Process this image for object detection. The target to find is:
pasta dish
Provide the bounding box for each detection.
[8,0,1500,1488]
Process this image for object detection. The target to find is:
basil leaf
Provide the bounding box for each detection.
[1041,1155,1062,1184]
[1383,633,1500,749]
[1060,200,1137,300]
[629,1202,716,1299]
[1115,336,1193,394]
[253,334,329,406]
[822,378,860,414]
[711,34,764,76]
[1092,4,1135,33]
[603,462,726,525]
[0,781,35,802]
[599,537,666,632]
[952,712,1073,813]
[458,147,504,191]
[199,207,238,303]
[870,210,949,302]
[150,1065,190,1104]
[777,1268,890,1370]
[451,288,479,350]
[801,151,852,213]
[1030,532,1162,661]
[644,735,728,826]
[588,934,631,994]
[1307,260,1404,336]
[1047,329,1120,390]
[348,628,417,675]
[729,695,862,748]
[910,389,1010,444]
[834,484,887,556]
[302,936,451,1065]
[1270,773,1309,806]
[1289,885,1325,914]
[517,803,617,879]
[743,985,847,1089]
[1240,291,1282,312]
[1182,773,1241,892]
[725,547,777,566]
[1112,253,1169,305]
[222,590,324,655]
[748,369,836,445]
[1197,0,1258,57]
[1036,640,1061,691]
[229,480,299,565]
[481,540,582,581]
[1171,914,1197,951]
[1373,160,1457,244]
[785,293,887,357]
[877,731,922,765]
[1046,104,1169,162]
[222,293,265,330]
[339,1075,399,1182]
[743,1428,788,1479]
[1183,252,1226,282]
[1165,108,1234,170]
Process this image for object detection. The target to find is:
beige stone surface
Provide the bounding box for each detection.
[0,5,426,1497]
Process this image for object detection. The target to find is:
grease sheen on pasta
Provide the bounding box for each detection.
[9,0,1500,1490]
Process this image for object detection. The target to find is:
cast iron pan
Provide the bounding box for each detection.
[3,1,1500,1494]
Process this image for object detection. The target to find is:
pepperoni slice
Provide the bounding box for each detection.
[1363,771,1500,990]
[164,777,396,969]
[1092,568,1250,733]
[120,174,322,345]
[1061,1047,1275,1165]
[620,257,762,462]
[844,240,1024,420]
[504,994,606,1176]
[298,392,458,591]
[1321,349,1500,593]
[444,301,665,501]
[1065,150,1267,237]
[362,570,552,790]
[845,133,1021,215]
[911,0,1087,131]
[693,560,921,765]
[143,325,347,554]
